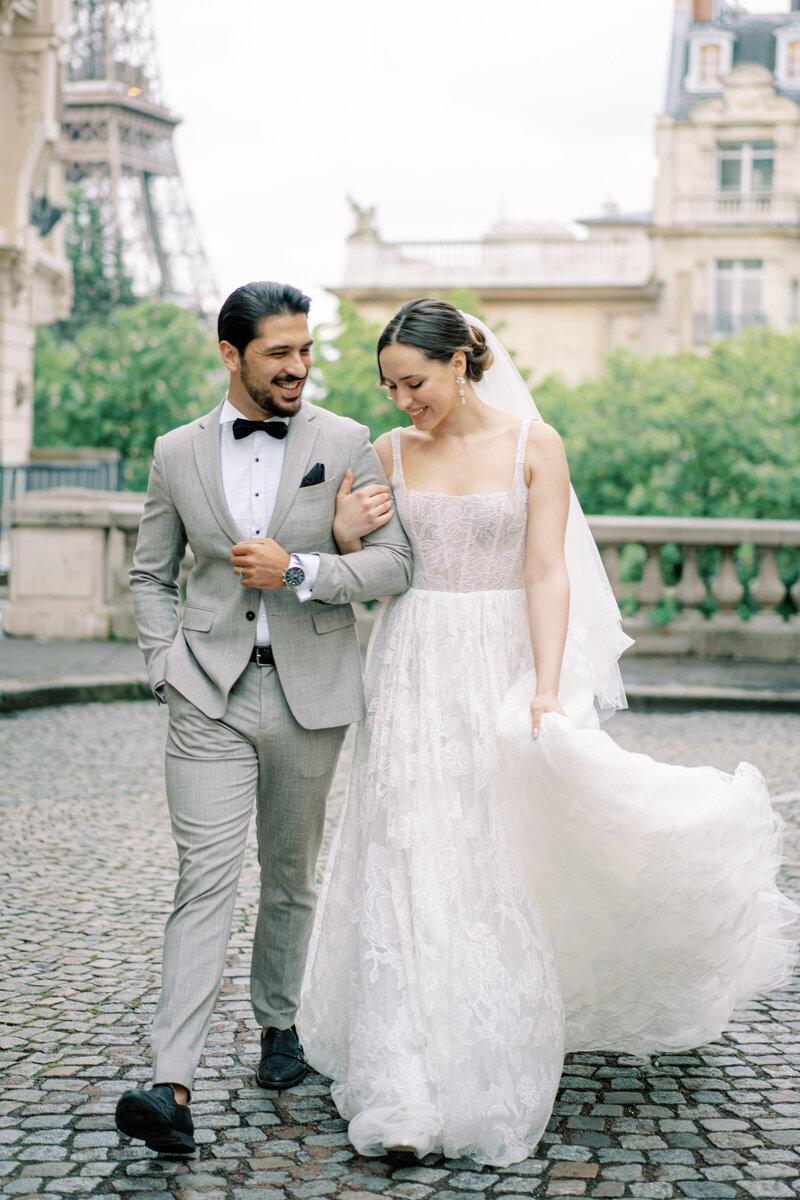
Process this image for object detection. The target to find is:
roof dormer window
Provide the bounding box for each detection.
[775,24,800,88]
[685,28,735,92]
[699,43,722,85]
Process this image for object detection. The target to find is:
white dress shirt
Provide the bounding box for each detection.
[219,396,319,646]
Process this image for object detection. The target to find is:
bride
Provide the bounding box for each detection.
[297,298,797,1167]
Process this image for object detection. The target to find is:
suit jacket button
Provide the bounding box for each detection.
[245,610,256,621]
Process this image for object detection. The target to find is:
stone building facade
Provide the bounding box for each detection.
[336,0,800,384]
[0,0,71,466]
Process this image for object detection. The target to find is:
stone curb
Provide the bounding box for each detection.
[1,674,799,714]
[623,684,800,713]
[0,673,152,713]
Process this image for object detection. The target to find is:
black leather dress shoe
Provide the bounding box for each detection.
[255,1025,307,1089]
[115,1084,195,1155]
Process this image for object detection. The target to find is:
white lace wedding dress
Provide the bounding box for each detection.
[298,421,797,1168]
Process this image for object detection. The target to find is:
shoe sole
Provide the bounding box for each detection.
[115,1094,195,1156]
[144,1130,196,1156]
[255,1063,308,1090]
[383,1145,420,1162]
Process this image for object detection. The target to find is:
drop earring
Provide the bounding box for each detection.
[456,376,466,405]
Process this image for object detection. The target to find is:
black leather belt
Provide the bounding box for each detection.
[249,645,275,666]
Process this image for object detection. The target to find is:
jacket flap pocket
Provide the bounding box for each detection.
[311,603,356,634]
[182,605,215,632]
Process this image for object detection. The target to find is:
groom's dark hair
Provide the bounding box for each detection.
[218,281,311,354]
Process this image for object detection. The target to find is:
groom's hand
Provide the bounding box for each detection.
[230,538,291,589]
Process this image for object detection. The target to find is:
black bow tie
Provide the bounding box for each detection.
[232,418,288,441]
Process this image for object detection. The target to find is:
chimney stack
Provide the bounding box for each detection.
[693,0,714,20]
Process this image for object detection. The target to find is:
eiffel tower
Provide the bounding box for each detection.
[59,0,217,313]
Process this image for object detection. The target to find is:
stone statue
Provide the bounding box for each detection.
[0,0,36,40]
[346,195,378,239]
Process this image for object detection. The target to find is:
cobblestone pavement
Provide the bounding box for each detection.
[2,703,799,1200]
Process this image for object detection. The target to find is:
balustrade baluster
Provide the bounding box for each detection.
[635,544,664,616]
[599,544,624,603]
[709,545,744,622]
[674,545,707,622]
[790,571,800,620]
[749,547,787,626]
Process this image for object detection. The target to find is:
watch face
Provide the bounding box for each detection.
[284,565,305,588]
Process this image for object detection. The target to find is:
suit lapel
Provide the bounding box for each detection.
[192,404,245,546]
[268,402,319,539]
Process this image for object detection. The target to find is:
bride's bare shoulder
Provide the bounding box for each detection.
[524,421,568,486]
[526,420,565,455]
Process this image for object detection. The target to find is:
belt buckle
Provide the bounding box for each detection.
[254,646,273,667]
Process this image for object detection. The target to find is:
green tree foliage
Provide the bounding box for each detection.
[34,186,221,489]
[56,188,137,337]
[312,300,396,438]
[34,300,221,490]
[535,327,800,521]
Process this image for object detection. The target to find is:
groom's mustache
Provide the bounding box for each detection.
[274,374,307,385]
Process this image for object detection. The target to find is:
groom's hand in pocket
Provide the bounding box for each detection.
[231,538,291,589]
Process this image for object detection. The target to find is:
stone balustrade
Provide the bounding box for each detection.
[3,490,800,663]
[342,233,654,291]
[589,515,800,662]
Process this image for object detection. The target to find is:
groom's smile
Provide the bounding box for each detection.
[221,311,313,420]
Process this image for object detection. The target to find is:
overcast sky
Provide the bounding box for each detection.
[149,0,794,323]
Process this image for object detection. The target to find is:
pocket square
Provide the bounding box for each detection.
[300,463,325,487]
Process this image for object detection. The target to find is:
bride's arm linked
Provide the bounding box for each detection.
[332,433,395,554]
[525,422,571,739]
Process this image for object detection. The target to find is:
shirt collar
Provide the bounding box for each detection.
[219,395,290,426]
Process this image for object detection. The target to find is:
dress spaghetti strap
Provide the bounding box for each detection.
[389,427,405,489]
[514,418,534,484]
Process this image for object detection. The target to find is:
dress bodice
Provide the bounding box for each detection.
[390,420,532,593]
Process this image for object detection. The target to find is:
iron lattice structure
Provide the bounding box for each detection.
[60,0,217,313]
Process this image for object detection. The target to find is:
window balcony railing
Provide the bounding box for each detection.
[670,193,800,225]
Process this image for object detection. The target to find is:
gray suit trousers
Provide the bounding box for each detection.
[151,663,346,1091]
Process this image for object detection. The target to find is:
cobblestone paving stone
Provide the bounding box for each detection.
[1,703,799,1200]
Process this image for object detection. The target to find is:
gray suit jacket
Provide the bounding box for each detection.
[129,400,412,728]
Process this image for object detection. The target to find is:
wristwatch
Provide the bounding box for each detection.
[282,555,306,590]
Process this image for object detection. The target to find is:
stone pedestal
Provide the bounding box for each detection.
[3,487,144,639]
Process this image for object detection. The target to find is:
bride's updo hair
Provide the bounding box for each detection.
[377,298,494,383]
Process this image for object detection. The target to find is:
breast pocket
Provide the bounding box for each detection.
[293,477,338,504]
[289,477,340,543]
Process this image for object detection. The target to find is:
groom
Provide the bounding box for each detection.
[115,281,412,1155]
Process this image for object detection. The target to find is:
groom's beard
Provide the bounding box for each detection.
[240,359,307,418]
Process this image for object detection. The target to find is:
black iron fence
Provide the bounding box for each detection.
[0,457,124,545]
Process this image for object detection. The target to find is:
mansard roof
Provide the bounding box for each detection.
[666,5,800,121]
